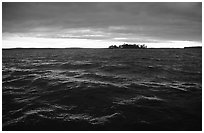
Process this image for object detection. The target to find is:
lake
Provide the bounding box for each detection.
[2,48,202,131]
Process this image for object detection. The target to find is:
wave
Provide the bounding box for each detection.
[113,95,164,105]
[60,61,100,70]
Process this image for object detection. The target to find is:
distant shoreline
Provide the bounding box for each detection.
[2,47,201,50]
[184,46,202,49]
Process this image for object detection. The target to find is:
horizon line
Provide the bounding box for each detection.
[2,46,202,50]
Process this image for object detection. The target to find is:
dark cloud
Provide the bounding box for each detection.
[2,2,202,43]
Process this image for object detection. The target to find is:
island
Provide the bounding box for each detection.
[108,43,147,49]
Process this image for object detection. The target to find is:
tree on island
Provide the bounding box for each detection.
[109,45,119,49]
[108,43,147,49]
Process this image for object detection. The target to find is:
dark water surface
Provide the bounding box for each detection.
[2,48,202,131]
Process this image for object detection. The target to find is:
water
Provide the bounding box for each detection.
[2,48,202,130]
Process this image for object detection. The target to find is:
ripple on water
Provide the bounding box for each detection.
[113,95,164,105]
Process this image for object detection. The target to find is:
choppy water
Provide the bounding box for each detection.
[2,48,202,130]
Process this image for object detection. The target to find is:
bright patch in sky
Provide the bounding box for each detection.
[3,36,202,48]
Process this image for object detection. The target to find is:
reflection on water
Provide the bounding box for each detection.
[2,48,202,130]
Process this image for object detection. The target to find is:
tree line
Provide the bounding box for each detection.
[109,43,147,49]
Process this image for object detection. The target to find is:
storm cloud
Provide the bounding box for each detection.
[2,2,202,47]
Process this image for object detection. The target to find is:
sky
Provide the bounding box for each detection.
[2,2,202,48]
